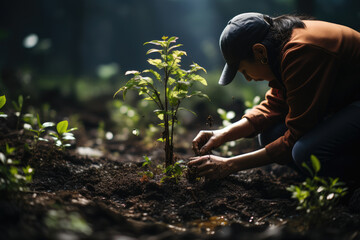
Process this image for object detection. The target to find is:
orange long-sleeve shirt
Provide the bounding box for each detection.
[243,20,360,164]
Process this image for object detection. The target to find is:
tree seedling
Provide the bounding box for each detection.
[50,120,77,150]
[28,114,55,143]
[287,155,347,214]
[160,160,186,184]
[114,36,208,167]
[138,155,155,182]
[0,144,34,197]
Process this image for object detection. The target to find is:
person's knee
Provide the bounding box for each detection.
[258,122,287,147]
[292,140,312,170]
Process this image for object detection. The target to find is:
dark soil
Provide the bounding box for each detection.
[1,113,360,240]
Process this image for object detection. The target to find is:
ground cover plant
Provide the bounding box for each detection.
[287,155,348,213]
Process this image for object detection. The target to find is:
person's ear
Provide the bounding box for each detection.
[252,43,268,64]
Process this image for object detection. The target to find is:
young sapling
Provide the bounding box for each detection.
[28,114,55,143]
[50,120,77,150]
[114,36,209,167]
[0,144,34,196]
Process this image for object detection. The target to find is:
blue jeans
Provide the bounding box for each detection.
[258,101,360,181]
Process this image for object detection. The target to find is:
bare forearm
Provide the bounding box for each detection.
[227,148,272,172]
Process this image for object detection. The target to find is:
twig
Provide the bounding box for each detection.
[188,188,211,218]
[257,210,276,222]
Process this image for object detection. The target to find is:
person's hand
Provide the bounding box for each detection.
[188,155,233,180]
[192,130,225,156]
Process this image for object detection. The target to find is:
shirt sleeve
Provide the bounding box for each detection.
[242,87,288,135]
[265,43,339,164]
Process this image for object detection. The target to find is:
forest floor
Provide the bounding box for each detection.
[1,110,360,240]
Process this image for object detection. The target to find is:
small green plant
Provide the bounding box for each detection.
[160,160,186,183]
[28,114,55,143]
[0,95,7,118]
[114,36,208,167]
[138,155,155,182]
[12,94,24,114]
[50,120,77,149]
[287,155,347,214]
[0,144,34,197]
[11,95,35,130]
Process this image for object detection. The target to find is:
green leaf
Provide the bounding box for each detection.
[168,77,176,86]
[146,49,162,55]
[125,70,140,75]
[18,95,23,108]
[168,36,178,42]
[42,122,55,128]
[5,143,16,155]
[172,50,187,57]
[57,120,68,134]
[143,69,161,81]
[36,114,42,128]
[147,59,163,67]
[178,107,197,116]
[144,40,165,47]
[189,91,210,101]
[310,155,321,173]
[190,75,207,86]
[67,127,78,132]
[302,162,314,177]
[113,86,126,99]
[190,63,207,73]
[139,76,153,85]
[0,95,6,109]
[168,44,183,52]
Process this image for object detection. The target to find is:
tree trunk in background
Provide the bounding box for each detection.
[296,0,315,16]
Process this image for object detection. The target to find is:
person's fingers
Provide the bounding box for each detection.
[199,136,216,155]
[197,168,215,178]
[188,156,208,167]
[192,142,200,155]
[192,131,213,155]
[196,161,213,173]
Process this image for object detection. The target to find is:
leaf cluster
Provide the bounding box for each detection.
[0,144,34,197]
[160,160,186,183]
[114,36,208,136]
[287,155,347,214]
[27,114,55,142]
[50,120,77,150]
[138,155,156,182]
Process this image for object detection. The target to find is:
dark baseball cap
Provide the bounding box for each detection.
[219,13,271,86]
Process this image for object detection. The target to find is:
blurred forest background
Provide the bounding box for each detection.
[0,0,359,131]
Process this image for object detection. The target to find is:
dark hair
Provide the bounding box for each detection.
[252,15,311,81]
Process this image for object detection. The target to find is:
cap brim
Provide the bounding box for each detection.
[218,63,238,86]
